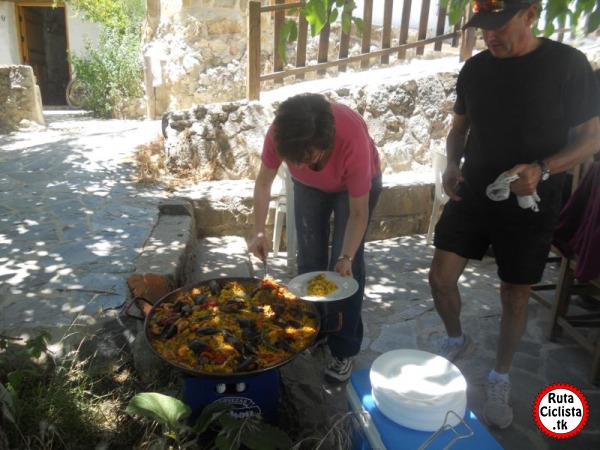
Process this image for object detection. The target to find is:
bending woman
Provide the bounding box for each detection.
[249,93,382,383]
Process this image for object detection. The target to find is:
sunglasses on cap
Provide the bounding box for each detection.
[472,0,533,13]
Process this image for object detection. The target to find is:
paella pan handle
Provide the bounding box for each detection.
[319,311,344,334]
[124,296,154,321]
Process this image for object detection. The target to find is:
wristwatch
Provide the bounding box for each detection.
[337,254,353,263]
[535,160,550,182]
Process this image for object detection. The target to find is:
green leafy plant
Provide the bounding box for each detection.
[541,0,600,35]
[0,334,159,449]
[280,0,364,63]
[442,0,600,36]
[68,28,144,118]
[442,0,469,27]
[126,393,293,450]
[55,0,145,117]
[0,331,50,356]
[0,332,64,448]
[201,406,292,450]
[125,392,192,445]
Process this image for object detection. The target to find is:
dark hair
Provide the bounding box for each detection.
[272,93,336,164]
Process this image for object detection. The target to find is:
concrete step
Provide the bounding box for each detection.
[187,236,254,283]
[175,172,435,247]
[186,236,298,284]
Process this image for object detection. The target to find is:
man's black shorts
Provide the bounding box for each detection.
[434,196,556,285]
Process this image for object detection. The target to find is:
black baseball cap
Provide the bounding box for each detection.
[463,0,538,30]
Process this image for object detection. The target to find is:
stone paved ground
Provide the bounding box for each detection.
[0,111,164,332]
[242,236,600,450]
[2,110,599,449]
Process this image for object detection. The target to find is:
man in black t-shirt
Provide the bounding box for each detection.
[427,0,600,429]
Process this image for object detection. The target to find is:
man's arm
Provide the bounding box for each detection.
[544,117,600,174]
[443,112,471,201]
[509,116,600,195]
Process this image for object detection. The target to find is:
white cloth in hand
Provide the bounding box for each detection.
[486,172,540,212]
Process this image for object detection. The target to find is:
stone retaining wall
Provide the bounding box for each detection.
[162,66,454,241]
[173,172,433,247]
[0,65,45,133]
[162,68,460,178]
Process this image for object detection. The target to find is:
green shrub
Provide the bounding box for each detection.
[60,0,145,35]
[69,28,144,118]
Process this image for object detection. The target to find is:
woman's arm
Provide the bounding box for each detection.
[335,192,370,276]
[249,163,278,260]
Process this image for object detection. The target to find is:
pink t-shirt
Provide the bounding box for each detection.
[261,102,381,198]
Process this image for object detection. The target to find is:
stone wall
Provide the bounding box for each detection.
[143,0,250,116]
[144,2,600,120]
[161,42,600,242]
[162,68,459,178]
[162,67,460,240]
[173,172,434,244]
[0,65,45,133]
[141,0,448,117]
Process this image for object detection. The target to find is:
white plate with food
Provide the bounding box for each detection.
[287,271,359,302]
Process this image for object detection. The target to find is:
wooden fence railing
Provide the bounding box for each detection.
[247,0,475,100]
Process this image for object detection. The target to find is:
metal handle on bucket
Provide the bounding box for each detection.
[417,410,474,450]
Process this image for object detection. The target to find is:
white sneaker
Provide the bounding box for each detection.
[434,334,475,362]
[483,379,513,429]
[324,356,353,382]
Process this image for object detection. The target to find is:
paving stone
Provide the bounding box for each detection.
[398,302,435,320]
[370,320,419,353]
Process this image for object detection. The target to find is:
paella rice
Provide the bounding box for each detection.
[147,278,318,374]
[306,273,338,297]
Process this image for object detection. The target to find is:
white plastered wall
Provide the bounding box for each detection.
[353,0,449,33]
[0,1,20,65]
[64,4,101,60]
[0,1,101,69]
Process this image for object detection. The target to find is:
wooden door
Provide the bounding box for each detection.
[17,5,45,88]
[16,3,69,105]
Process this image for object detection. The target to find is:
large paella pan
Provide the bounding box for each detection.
[144,277,320,377]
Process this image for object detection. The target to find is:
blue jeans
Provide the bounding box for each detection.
[293,174,382,357]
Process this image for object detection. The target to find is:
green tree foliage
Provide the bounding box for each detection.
[442,0,600,36]
[56,0,145,33]
[280,0,600,64]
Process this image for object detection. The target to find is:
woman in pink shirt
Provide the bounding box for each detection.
[250,93,382,383]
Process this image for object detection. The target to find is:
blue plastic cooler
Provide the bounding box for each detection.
[347,369,502,450]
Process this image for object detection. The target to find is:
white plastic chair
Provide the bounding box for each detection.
[272,164,297,275]
[272,167,287,258]
[426,151,450,245]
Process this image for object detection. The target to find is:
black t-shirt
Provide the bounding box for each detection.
[454,38,600,217]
